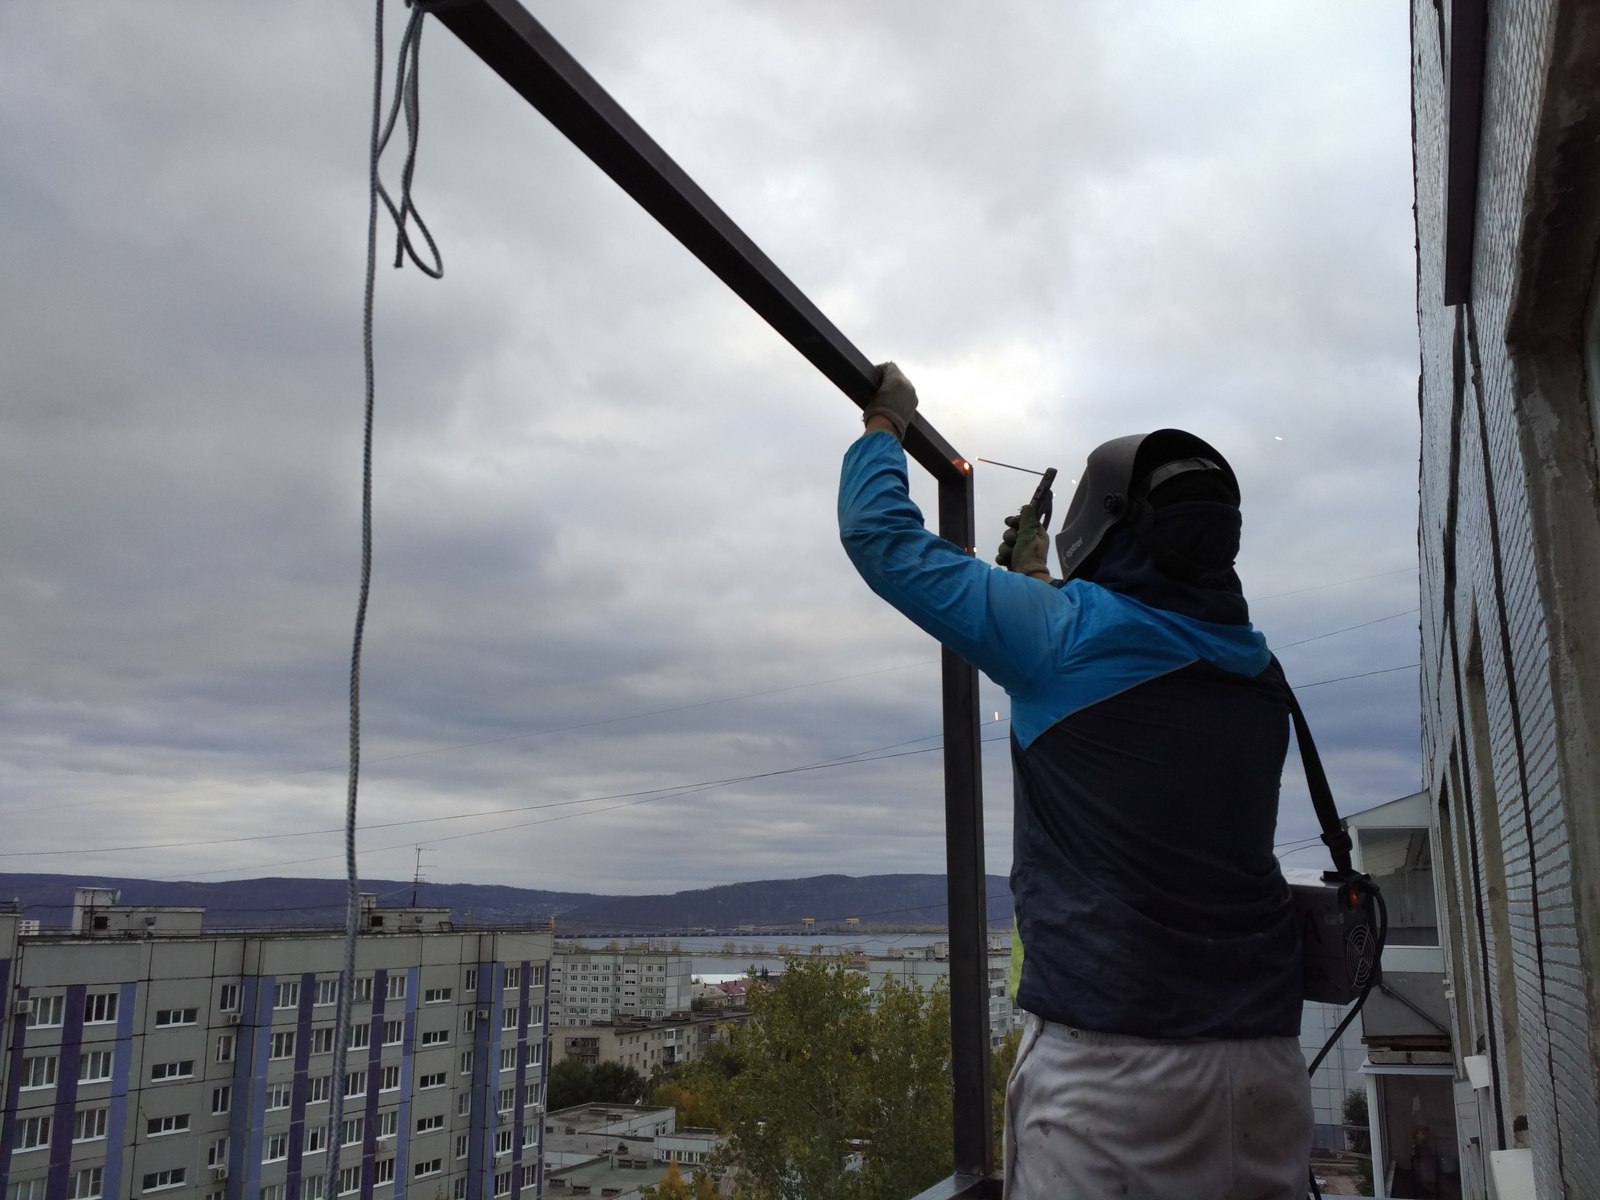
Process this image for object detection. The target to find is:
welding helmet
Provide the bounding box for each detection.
[1053,429,1239,583]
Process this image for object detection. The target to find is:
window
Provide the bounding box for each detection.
[523,1124,537,1147]
[424,987,453,1004]
[207,1136,229,1167]
[307,1074,332,1103]
[147,1114,190,1137]
[343,1070,367,1098]
[303,1175,326,1200]
[375,1110,398,1140]
[69,1168,102,1200]
[419,1072,446,1090]
[415,1158,443,1178]
[78,1049,113,1084]
[374,1158,395,1185]
[73,1107,108,1142]
[421,1027,449,1046]
[261,1186,286,1200]
[216,1033,235,1063]
[311,1027,335,1054]
[530,965,545,987]
[265,1132,288,1161]
[271,1031,295,1060]
[383,1018,404,1045]
[495,1128,514,1156]
[387,975,406,1000]
[150,1060,195,1081]
[461,1010,477,1034]
[497,1087,514,1114]
[453,1180,467,1200]
[212,1085,232,1115]
[25,994,65,1028]
[266,1083,292,1111]
[273,982,300,1009]
[461,1051,475,1075]
[501,1006,520,1030]
[416,1114,445,1134]
[305,1124,327,1154]
[464,968,478,992]
[502,966,520,989]
[524,1082,542,1107]
[351,977,373,1003]
[526,1041,542,1067]
[316,978,339,1006]
[379,1065,400,1092]
[154,1007,198,1026]
[15,1115,51,1151]
[346,1023,369,1050]
[337,1166,361,1197]
[84,992,118,1024]
[21,1054,57,1089]
[8,1181,41,1200]
[340,1116,364,1146]
[218,984,240,1011]
[141,1168,186,1192]
[494,1170,512,1197]
[455,1134,470,1161]
[456,1093,471,1118]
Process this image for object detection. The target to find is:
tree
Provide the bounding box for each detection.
[988,1028,1022,1167]
[639,1161,719,1200]
[546,1058,647,1110]
[702,956,953,1200]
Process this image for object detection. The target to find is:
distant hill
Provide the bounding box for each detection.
[0,871,1012,933]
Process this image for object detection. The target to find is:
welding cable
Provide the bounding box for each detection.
[331,0,450,1184]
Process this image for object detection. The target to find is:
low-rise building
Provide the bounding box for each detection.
[542,1104,720,1199]
[553,1012,743,1076]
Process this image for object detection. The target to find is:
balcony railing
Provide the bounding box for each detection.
[425,2,997,1192]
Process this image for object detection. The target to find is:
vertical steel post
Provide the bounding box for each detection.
[938,474,993,1184]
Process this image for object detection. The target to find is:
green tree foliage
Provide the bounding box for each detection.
[988,1028,1021,1167]
[639,1162,719,1200]
[547,1058,647,1111]
[702,956,953,1200]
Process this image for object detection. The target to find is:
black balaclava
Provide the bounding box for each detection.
[1078,471,1249,626]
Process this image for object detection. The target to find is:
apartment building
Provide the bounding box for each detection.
[1412,0,1600,1195]
[0,891,552,1200]
[546,949,690,1026]
[552,1012,737,1076]
[852,938,1017,1049]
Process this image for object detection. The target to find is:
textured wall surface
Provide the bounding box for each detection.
[1412,0,1600,1195]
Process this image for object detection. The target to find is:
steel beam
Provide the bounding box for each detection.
[429,0,993,1186]
[429,0,969,485]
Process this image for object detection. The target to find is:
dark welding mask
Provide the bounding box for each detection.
[1053,429,1240,584]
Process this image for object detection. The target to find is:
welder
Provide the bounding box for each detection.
[838,364,1308,1200]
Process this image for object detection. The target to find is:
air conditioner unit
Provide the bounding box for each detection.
[477,1010,490,1021]
[211,1165,228,1181]
[15,1000,33,1016]
[225,1013,242,1026]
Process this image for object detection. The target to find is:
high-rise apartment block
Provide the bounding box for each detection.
[546,948,691,1026]
[0,891,553,1200]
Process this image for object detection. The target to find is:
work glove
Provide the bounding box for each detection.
[862,362,918,440]
[996,505,1050,577]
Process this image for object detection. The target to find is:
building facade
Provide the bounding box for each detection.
[0,894,553,1200]
[552,1013,733,1077]
[1412,0,1600,1195]
[546,949,691,1026]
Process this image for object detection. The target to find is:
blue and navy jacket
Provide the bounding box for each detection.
[839,432,1302,1039]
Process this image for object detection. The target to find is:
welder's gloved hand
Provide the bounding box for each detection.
[863,361,918,440]
[996,505,1050,577]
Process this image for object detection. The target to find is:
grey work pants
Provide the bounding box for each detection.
[1003,1015,1313,1200]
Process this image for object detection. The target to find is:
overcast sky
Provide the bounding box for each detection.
[1,2,1418,904]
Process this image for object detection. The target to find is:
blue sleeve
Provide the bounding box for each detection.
[838,432,1079,696]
